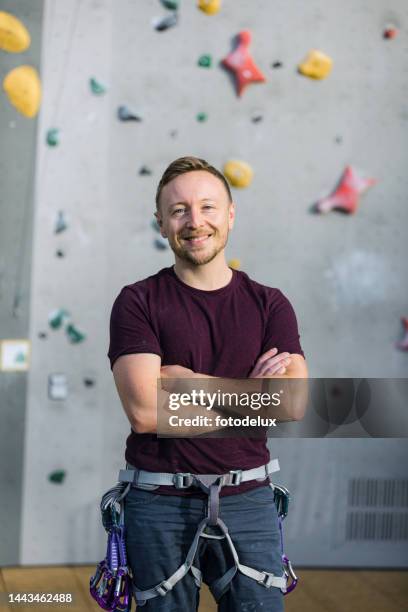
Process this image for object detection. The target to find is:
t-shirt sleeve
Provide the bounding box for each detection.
[107,285,163,370]
[261,289,305,359]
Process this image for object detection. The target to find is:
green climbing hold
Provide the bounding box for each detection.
[48,308,70,330]
[48,470,66,484]
[196,112,208,122]
[46,128,59,146]
[89,77,107,95]
[161,0,179,9]
[198,54,212,68]
[65,323,86,344]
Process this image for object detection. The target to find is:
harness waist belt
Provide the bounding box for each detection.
[118,458,280,490]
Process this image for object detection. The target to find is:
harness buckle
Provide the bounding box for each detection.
[173,472,194,489]
[258,573,275,588]
[229,469,243,486]
[156,580,172,597]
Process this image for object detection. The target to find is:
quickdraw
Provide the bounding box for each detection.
[90,483,132,611]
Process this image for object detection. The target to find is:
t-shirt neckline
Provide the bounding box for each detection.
[165,265,240,296]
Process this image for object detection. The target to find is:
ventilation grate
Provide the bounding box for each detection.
[346,511,408,541]
[348,478,408,508]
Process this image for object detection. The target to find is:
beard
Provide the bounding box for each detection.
[169,231,229,266]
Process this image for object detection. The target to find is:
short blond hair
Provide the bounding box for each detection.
[155,156,232,210]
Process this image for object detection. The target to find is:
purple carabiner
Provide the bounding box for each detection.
[282,554,298,594]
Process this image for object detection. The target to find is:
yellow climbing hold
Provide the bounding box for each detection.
[223,160,253,188]
[0,11,31,52]
[228,259,241,270]
[298,49,332,80]
[198,0,221,16]
[3,65,41,117]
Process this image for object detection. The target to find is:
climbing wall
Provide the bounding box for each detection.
[0,0,406,566]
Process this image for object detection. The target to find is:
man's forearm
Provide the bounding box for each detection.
[141,387,231,436]
[162,372,308,422]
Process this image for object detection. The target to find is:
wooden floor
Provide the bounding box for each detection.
[0,566,407,611]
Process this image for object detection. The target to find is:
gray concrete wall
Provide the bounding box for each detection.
[0,0,43,566]
[0,0,406,566]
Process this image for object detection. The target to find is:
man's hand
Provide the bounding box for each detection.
[248,348,291,378]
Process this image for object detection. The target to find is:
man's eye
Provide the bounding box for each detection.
[173,209,185,215]
[203,205,213,209]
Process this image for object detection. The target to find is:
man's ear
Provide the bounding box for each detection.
[228,201,236,229]
[154,211,167,237]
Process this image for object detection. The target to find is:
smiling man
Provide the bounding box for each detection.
[108,156,307,611]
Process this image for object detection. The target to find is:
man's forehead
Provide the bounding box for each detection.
[163,171,227,203]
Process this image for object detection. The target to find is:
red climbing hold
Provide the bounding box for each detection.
[396,317,408,351]
[383,25,398,39]
[316,166,376,214]
[221,30,266,97]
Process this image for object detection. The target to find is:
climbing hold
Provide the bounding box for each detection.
[396,318,408,351]
[315,166,376,214]
[48,373,68,400]
[3,65,41,117]
[47,128,60,146]
[153,13,178,31]
[117,105,143,122]
[154,238,168,250]
[83,377,95,387]
[38,332,47,339]
[89,77,107,95]
[198,0,221,15]
[228,258,241,270]
[65,323,86,344]
[198,54,212,68]
[48,470,66,484]
[196,112,208,122]
[223,160,253,188]
[169,129,178,138]
[251,112,263,123]
[298,49,332,80]
[161,0,179,9]
[54,210,67,233]
[383,24,398,39]
[222,31,266,97]
[271,61,283,69]
[48,309,70,330]
[139,165,152,176]
[56,249,65,258]
[0,11,30,52]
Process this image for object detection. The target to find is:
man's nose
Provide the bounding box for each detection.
[185,207,204,228]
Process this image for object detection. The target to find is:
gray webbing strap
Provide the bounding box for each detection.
[118,458,280,489]
[133,517,209,604]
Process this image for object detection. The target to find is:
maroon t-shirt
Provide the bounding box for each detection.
[108,265,304,497]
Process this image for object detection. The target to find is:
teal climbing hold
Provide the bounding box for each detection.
[65,323,86,344]
[46,128,59,146]
[48,470,66,484]
[89,77,107,95]
[161,0,179,9]
[198,54,212,68]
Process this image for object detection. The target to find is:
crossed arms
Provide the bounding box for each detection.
[112,349,308,435]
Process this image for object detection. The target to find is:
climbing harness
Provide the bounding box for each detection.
[90,458,297,610]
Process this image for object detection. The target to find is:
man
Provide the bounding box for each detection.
[108,156,308,611]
